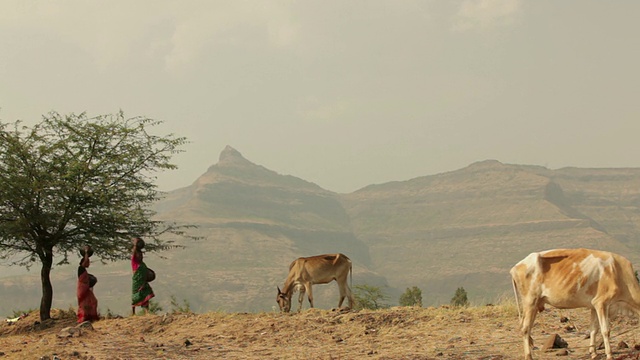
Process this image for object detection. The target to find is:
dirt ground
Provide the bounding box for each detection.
[2,305,640,360]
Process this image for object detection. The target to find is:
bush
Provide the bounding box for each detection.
[137,300,163,315]
[399,286,423,307]
[170,295,193,314]
[353,284,389,310]
[7,308,36,319]
[450,287,469,307]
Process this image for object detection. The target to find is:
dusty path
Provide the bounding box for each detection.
[2,306,640,359]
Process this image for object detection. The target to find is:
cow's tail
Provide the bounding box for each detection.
[349,260,353,289]
[512,276,522,321]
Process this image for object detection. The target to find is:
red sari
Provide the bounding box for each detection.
[77,268,99,323]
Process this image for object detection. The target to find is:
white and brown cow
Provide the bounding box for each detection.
[510,248,640,360]
[276,253,354,313]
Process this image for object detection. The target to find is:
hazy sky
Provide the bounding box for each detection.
[1,1,639,193]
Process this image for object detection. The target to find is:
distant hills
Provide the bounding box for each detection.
[2,146,639,316]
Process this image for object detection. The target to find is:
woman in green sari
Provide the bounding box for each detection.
[131,237,155,315]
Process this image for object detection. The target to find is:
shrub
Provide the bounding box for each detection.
[353,284,389,310]
[399,286,423,307]
[450,287,469,307]
[170,295,193,314]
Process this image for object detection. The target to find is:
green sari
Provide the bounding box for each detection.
[132,261,155,306]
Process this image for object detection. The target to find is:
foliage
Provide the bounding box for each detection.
[399,286,422,307]
[8,308,36,319]
[170,295,193,314]
[353,284,389,310]
[138,299,163,315]
[104,308,121,319]
[0,111,196,321]
[450,287,469,307]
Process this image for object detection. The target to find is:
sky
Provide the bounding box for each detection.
[1,0,639,194]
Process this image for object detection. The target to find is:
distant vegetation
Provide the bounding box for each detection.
[170,295,193,314]
[399,286,423,307]
[450,287,469,307]
[353,284,389,310]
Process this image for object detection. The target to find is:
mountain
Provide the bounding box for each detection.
[340,160,640,304]
[1,147,639,316]
[125,145,379,313]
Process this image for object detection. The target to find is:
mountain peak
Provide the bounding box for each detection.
[218,145,254,167]
[219,145,243,161]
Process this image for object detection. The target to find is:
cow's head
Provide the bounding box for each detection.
[276,286,291,313]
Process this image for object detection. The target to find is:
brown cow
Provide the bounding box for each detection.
[510,248,640,360]
[276,253,354,312]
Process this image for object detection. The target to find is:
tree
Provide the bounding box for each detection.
[450,287,469,307]
[399,286,422,307]
[0,111,195,321]
[353,284,389,310]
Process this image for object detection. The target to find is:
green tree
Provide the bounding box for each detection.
[0,111,196,321]
[353,284,389,310]
[450,287,469,307]
[399,286,423,307]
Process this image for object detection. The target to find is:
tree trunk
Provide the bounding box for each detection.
[39,249,53,321]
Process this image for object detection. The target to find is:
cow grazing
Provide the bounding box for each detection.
[276,253,354,313]
[510,248,640,360]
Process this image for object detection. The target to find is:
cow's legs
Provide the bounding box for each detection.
[593,302,612,359]
[337,279,347,308]
[520,301,538,360]
[297,286,305,312]
[588,308,600,358]
[306,284,314,308]
[336,278,353,309]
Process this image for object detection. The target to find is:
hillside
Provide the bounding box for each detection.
[1,146,639,316]
[340,160,640,305]
[2,305,640,360]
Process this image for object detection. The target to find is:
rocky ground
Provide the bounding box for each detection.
[2,305,640,359]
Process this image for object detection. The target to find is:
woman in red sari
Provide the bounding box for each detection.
[77,245,99,323]
[131,237,155,315]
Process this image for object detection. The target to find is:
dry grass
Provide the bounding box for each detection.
[2,304,640,360]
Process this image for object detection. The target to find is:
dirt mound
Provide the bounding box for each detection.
[0,308,77,336]
[1,305,640,359]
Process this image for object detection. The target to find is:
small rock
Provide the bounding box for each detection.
[184,339,192,346]
[560,316,569,323]
[77,321,94,330]
[618,341,629,349]
[542,334,567,351]
[57,327,81,338]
